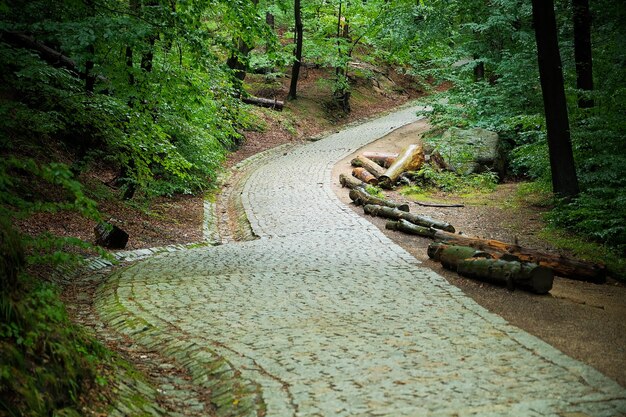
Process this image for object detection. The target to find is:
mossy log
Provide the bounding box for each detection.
[339,173,366,189]
[349,188,409,211]
[350,155,386,178]
[352,167,378,185]
[385,219,436,238]
[427,242,492,270]
[379,144,425,188]
[457,257,554,294]
[365,205,455,232]
[362,152,398,168]
[431,230,606,283]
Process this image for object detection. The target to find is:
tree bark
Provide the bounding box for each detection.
[351,155,386,178]
[385,219,436,238]
[288,0,303,100]
[362,152,398,168]
[531,0,580,198]
[572,0,594,108]
[365,205,455,232]
[339,173,365,189]
[431,229,606,283]
[379,144,425,188]
[457,257,554,294]
[352,167,377,184]
[349,189,409,212]
[241,96,284,110]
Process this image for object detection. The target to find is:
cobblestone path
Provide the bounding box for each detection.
[99,105,626,417]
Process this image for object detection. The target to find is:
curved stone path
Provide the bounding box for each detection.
[99,105,626,417]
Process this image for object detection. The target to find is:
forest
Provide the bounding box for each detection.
[1,0,625,415]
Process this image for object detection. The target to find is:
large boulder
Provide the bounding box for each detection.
[425,127,505,176]
[94,222,129,249]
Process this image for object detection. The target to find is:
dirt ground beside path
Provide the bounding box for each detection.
[332,119,626,387]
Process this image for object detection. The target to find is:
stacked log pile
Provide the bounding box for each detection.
[339,154,607,290]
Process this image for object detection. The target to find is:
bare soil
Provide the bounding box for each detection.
[332,120,626,387]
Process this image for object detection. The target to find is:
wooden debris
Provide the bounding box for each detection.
[339,173,366,189]
[414,201,465,208]
[365,205,455,232]
[350,155,386,178]
[94,222,128,249]
[379,144,425,189]
[430,230,606,283]
[362,152,398,168]
[242,96,284,110]
[352,167,378,185]
[385,219,435,238]
[428,243,553,294]
[350,189,409,212]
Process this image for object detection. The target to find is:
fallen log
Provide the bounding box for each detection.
[339,173,365,189]
[365,205,455,232]
[350,155,386,178]
[427,242,492,269]
[415,201,465,208]
[428,243,553,293]
[431,230,606,283]
[352,167,378,185]
[379,144,425,189]
[350,189,409,212]
[242,96,284,110]
[457,257,554,294]
[362,152,398,168]
[385,219,436,238]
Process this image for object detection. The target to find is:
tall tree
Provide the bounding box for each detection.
[288,0,303,99]
[572,0,594,108]
[531,0,580,198]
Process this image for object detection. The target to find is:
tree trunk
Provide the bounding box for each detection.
[349,189,409,212]
[241,96,284,110]
[431,229,606,283]
[459,257,553,294]
[531,0,580,198]
[352,167,377,184]
[572,0,594,108]
[427,242,492,270]
[362,152,398,168]
[379,144,425,188]
[385,219,436,238]
[351,155,386,178]
[339,173,365,189]
[365,206,455,232]
[288,0,303,100]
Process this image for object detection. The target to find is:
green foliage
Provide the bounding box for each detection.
[404,164,498,194]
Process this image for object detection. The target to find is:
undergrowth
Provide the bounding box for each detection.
[403,165,498,195]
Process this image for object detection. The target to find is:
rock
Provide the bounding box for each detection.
[94,222,129,249]
[425,127,505,176]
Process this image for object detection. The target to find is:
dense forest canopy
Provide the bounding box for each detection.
[0,1,625,412]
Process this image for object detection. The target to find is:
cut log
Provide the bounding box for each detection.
[427,243,492,270]
[350,155,386,178]
[431,230,606,283]
[385,219,436,238]
[349,189,409,211]
[362,152,398,168]
[352,167,378,185]
[364,205,455,232]
[242,96,284,110]
[94,222,129,249]
[339,173,365,189]
[458,257,554,294]
[379,144,425,189]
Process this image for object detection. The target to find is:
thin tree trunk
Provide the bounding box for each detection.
[572,0,594,108]
[531,0,580,198]
[288,0,303,100]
